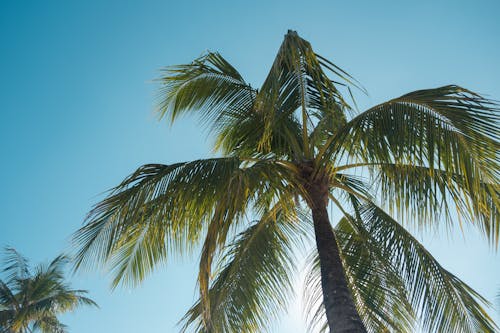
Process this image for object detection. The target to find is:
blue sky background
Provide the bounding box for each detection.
[1,0,499,332]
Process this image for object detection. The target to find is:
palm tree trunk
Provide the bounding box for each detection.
[310,191,367,333]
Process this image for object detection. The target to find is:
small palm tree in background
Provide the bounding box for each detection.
[73,31,499,332]
[0,248,96,333]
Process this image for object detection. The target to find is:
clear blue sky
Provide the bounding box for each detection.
[1,0,499,332]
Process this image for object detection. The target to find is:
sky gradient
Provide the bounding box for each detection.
[1,0,499,332]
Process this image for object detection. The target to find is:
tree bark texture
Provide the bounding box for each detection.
[307,181,367,333]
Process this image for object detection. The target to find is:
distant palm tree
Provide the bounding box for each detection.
[73,31,499,332]
[0,248,96,333]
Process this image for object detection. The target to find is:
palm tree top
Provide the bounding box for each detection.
[74,31,499,332]
[0,248,97,333]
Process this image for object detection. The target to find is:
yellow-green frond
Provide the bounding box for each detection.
[356,203,497,333]
[181,204,308,333]
[72,157,299,287]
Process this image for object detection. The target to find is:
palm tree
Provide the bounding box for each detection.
[72,31,499,332]
[0,248,97,333]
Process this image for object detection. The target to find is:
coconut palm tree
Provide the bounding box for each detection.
[72,31,499,332]
[0,248,96,333]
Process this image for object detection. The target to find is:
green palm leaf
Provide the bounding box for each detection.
[0,249,96,333]
[157,52,256,125]
[73,157,299,287]
[181,202,307,333]
[32,315,67,333]
[355,203,497,332]
[324,86,498,171]
[373,164,499,239]
[321,86,499,243]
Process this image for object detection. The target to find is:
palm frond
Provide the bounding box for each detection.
[32,314,67,333]
[73,157,298,287]
[0,280,18,310]
[196,172,297,329]
[326,85,499,167]
[156,51,255,124]
[329,172,373,203]
[373,163,499,239]
[355,202,497,333]
[73,158,240,285]
[180,203,308,333]
[214,105,304,159]
[321,85,500,242]
[2,248,30,285]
